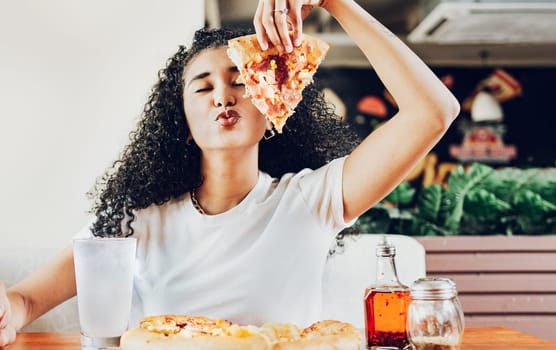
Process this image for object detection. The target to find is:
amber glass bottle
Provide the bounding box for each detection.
[364,236,411,349]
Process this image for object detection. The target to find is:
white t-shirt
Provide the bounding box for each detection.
[77,157,352,327]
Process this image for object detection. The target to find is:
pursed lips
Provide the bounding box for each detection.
[214,110,240,127]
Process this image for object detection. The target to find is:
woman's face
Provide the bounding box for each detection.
[182,46,269,151]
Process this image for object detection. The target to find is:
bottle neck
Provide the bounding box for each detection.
[375,254,401,285]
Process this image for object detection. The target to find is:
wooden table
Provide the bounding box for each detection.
[6,327,556,349]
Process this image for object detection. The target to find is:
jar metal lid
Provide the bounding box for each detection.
[410,277,458,299]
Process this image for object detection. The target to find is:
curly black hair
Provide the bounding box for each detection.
[88,27,361,237]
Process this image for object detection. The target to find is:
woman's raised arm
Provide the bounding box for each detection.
[254,0,460,222]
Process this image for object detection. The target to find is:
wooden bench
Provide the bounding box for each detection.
[417,236,556,341]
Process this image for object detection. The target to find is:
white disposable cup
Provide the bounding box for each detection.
[73,237,136,349]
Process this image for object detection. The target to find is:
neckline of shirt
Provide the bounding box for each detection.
[186,171,271,223]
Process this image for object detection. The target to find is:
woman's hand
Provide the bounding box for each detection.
[254,0,324,52]
[0,281,16,346]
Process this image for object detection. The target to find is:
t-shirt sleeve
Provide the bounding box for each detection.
[297,156,358,233]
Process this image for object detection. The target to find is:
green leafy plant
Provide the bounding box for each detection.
[355,163,556,236]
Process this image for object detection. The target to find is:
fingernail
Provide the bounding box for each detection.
[286,44,293,52]
[295,38,301,46]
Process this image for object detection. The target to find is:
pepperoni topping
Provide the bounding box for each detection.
[250,55,289,88]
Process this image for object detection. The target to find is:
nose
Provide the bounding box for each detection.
[213,86,236,107]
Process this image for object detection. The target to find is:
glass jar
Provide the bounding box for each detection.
[364,236,411,350]
[407,277,465,350]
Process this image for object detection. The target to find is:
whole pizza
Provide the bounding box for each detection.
[120,314,362,350]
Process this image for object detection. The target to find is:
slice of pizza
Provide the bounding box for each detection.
[295,320,363,349]
[227,33,330,133]
[120,315,268,350]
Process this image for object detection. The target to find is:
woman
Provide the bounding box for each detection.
[0,0,459,345]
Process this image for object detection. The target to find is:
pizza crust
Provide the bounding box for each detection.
[121,327,269,350]
[226,34,329,74]
[271,335,361,350]
[281,320,363,350]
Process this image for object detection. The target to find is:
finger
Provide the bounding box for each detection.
[253,0,269,50]
[274,0,292,52]
[0,306,9,329]
[289,3,304,47]
[261,0,284,51]
[305,0,322,7]
[0,326,16,347]
[0,291,9,329]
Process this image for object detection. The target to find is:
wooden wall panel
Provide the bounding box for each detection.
[460,294,556,313]
[427,272,556,292]
[426,252,556,272]
[417,236,556,341]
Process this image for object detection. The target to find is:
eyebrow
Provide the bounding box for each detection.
[187,66,239,87]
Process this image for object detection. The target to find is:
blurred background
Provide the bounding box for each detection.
[0,0,204,247]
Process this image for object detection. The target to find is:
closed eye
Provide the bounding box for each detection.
[195,87,212,93]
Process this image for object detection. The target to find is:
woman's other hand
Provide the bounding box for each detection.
[254,0,323,52]
[0,281,16,346]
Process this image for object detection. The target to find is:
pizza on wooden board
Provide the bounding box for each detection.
[120,314,362,350]
[226,33,330,133]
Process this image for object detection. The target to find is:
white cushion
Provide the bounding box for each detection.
[323,234,426,329]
